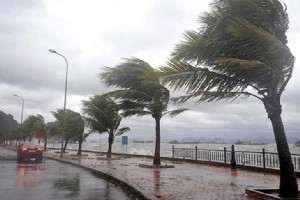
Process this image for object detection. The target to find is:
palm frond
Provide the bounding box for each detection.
[160,60,248,94]
[171,91,253,105]
[101,57,186,121]
[84,118,107,133]
[206,0,289,43]
[82,94,123,134]
[115,127,130,136]
[100,58,158,90]
[167,0,293,100]
[164,109,188,118]
[122,110,152,118]
[225,18,294,74]
[213,57,273,87]
[105,89,154,103]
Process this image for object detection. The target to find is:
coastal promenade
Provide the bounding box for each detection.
[44,150,300,200]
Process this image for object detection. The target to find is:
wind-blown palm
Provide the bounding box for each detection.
[51,109,84,154]
[82,95,130,158]
[101,58,187,165]
[23,115,47,148]
[159,0,297,198]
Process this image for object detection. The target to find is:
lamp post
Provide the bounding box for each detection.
[13,94,24,146]
[49,49,68,158]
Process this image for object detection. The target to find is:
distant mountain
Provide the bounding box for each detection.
[180,137,226,143]
[181,137,199,142]
[172,136,278,144]
[251,137,275,143]
[286,137,300,144]
[0,110,19,132]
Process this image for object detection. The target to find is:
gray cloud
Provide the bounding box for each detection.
[0,0,299,141]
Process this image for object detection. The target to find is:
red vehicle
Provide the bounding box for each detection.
[17,143,44,163]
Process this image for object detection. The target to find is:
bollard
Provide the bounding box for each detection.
[231,145,237,169]
[224,147,227,164]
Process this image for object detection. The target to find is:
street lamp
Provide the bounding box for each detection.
[13,94,24,146]
[49,49,68,158]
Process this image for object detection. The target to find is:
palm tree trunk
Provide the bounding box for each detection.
[153,117,161,165]
[63,139,69,153]
[107,133,114,158]
[270,113,299,198]
[77,139,82,155]
[44,136,47,151]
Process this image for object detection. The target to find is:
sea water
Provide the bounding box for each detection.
[51,141,300,156]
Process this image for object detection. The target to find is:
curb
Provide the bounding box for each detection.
[245,188,300,200]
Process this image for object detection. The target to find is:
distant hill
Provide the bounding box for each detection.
[0,110,19,132]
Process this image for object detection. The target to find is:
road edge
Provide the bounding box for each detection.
[44,156,155,200]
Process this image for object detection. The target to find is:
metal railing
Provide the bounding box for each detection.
[172,145,300,171]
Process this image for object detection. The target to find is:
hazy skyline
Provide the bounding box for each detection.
[1,0,300,141]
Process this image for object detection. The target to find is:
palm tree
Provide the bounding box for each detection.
[67,113,85,156]
[82,95,130,158]
[159,0,298,198]
[22,115,48,149]
[47,121,61,148]
[52,109,85,154]
[101,58,187,165]
[1,128,20,146]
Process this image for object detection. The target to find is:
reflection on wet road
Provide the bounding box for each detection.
[0,159,128,200]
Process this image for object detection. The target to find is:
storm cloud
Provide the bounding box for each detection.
[0,0,299,140]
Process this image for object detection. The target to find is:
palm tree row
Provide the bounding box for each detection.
[1,110,86,156]
[1,97,128,158]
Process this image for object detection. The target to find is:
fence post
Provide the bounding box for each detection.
[172,145,175,158]
[224,147,227,164]
[231,145,236,169]
[195,146,198,161]
[262,148,266,169]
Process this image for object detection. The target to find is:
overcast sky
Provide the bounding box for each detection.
[1,0,299,141]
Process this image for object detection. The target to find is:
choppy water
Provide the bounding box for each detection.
[50,141,300,156]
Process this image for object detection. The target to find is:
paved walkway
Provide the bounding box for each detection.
[45,150,300,200]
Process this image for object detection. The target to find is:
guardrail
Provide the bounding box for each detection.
[172,145,300,171]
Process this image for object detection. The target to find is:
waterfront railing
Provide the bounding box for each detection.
[172,145,300,171]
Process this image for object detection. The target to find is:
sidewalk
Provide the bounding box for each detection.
[44,150,300,200]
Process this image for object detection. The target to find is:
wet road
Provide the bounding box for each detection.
[0,149,128,200]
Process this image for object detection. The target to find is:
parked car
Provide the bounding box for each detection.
[17,142,44,163]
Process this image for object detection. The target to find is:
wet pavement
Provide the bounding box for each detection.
[0,148,128,200]
[44,150,300,200]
